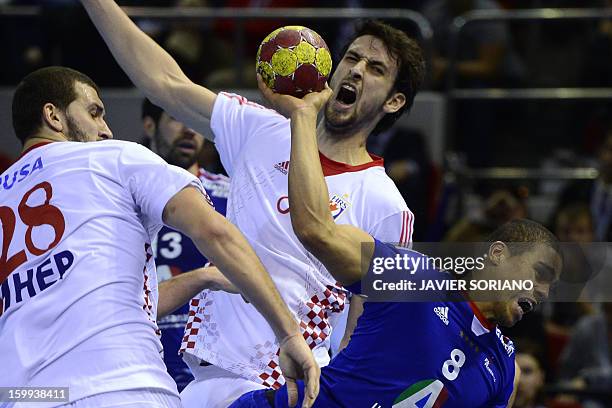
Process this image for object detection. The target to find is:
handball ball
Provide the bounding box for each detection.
[256,26,332,98]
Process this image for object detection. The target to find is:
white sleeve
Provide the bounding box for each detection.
[369,210,414,248]
[210,92,286,176]
[117,142,204,225]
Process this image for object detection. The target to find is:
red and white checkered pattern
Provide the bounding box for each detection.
[180,298,202,353]
[301,284,347,349]
[142,243,160,336]
[258,351,284,389]
[256,284,348,388]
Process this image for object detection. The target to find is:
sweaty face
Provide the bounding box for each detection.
[63,82,112,142]
[492,244,562,327]
[324,35,401,136]
[153,112,205,170]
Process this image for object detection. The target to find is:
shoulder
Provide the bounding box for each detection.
[43,140,140,165]
[361,168,408,211]
[215,92,285,120]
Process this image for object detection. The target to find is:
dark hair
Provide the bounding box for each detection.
[12,66,100,144]
[488,219,560,258]
[342,20,426,135]
[141,98,164,125]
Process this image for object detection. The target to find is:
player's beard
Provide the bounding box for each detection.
[323,100,379,137]
[64,115,91,142]
[157,135,199,170]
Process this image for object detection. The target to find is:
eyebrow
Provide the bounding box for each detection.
[89,103,105,116]
[346,50,388,72]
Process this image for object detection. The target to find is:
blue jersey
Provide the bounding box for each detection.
[232,239,516,407]
[154,168,229,391]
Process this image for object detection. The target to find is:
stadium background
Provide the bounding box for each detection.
[0,1,611,407]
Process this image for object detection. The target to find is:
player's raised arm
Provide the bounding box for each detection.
[79,0,216,136]
[257,77,374,286]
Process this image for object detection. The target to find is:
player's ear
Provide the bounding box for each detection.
[142,116,156,139]
[488,241,508,266]
[42,102,64,133]
[383,91,406,115]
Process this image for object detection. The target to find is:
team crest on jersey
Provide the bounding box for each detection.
[329,194,350,220]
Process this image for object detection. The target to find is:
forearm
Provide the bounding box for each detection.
[288,109,336,240]
[287,109,372,285]
[193,215,299,340]
[338,294,365,352]
[157,267,211,318]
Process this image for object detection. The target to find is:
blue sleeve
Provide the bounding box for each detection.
[345,239,452,302]
[345,239,397,295]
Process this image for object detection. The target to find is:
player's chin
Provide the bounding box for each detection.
[503,302,523,327]
[323,111,356,134]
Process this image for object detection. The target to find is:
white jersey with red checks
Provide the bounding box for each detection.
[180,93,413,388]
[0,140,203,406]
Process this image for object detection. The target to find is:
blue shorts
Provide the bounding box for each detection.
[229,389,274,407]
[229,380,307,408]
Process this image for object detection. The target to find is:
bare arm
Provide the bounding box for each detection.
[162,186,319,407]
[257,77,374,287]
[157,266,237,319]
[506,361,521,408]
[337,294,365,353]
[80,0,216,136]
[163,187,296,341]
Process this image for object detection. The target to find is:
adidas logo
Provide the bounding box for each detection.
[274,161,289,175]
[434,306,449,325]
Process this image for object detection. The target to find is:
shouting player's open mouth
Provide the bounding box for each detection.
[332,82,358,110]
[514,297,536,321]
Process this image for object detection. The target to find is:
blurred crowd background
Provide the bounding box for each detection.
[1,1,611,407]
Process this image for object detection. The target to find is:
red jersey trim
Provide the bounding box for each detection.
[319,152,384,177]
[18,142,52,160]
[468,300,495,331]
[399,211,414,247]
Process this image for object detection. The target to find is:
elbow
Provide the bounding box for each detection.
[141,72,186,107]
[293,221,334,254]
[190,214,233,250]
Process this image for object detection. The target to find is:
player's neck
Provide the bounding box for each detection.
[469,300,497,325]
[22,133,68,153]
[316,122,372,166]
[187,162,200,176]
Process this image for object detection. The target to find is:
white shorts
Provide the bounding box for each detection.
[57,389,181,408]
[180,362,266,408]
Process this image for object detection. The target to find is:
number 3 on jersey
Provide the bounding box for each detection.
[393,349,466,408]
[0,182,66,284]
